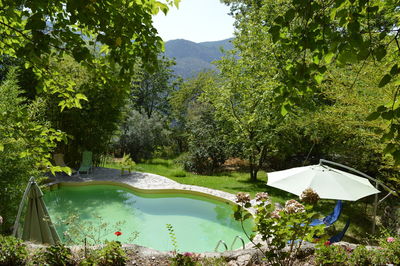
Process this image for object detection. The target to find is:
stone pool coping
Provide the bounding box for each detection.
[49,167,260,250]
[51,167,256,213]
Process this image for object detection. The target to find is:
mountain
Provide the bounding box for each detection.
[164,38,234,79]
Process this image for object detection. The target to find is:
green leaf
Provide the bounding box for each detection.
[381,110,394,120]
[390,64,399,76]
[379,31,387,40]
[366,5,379,13]
[26,13,46,30]
[281,104,288,116]
[392,150,400,164]
[75,93,88,101]
[284,9,295,22]
[378,74,392,87]
[269,26,281,43]
[324,52,335,64]
[377,105,387,112]
[347,21,360,33]
[366,112,380,121]
[0,143,4,152]
[174,0,180,8]
[314,73,324,84]
[374,45,387,61]
[244,213,252,220]
[384,143,396,154]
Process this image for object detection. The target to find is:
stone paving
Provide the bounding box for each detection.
[47,167,318,262]
[52,167,241,206]
[50,167,262,250]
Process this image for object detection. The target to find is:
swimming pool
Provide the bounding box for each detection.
[44,183,253,252]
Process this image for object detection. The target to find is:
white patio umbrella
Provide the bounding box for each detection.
[267,159,398,233]
[267,163,380,201]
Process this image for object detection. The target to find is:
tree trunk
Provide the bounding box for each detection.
[250,167,259,182]
[249,154,259,182]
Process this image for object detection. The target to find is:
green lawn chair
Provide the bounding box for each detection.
[78,151,93,175]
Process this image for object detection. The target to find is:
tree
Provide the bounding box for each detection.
[0,69,66,233]
[277,62,400,190]
[41,56,128,166]
[183,101,230,174]
[115,109,171,162]
[131,56,180,119]
[224,0,400,162]
[0,0,179,92]
[170,71,218,154]
[0,0,180,171]
[202,3,284,181]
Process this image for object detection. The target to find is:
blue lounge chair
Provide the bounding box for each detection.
[310,200,343,226]
[329,219,350,243]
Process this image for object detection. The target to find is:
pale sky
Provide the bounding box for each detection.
[152,0,235,43]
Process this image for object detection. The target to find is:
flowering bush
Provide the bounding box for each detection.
[57,214,138,246]
[166,224,200,266]
[284,199,305,214]
[372,235,399,265]
[387,236,395,242]
[233,191,325,265]
[170,252,200,266]
[299,188,320,205]
[316,235,400,265]
[235,192,251,205]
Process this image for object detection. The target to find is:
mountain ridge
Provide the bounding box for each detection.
[164,38,234,79]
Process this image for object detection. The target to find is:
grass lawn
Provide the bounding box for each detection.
[104,158,380,243]
[104,158,293,201]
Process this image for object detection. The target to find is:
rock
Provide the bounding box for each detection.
[236,254,252,266]
[228,261,239,266]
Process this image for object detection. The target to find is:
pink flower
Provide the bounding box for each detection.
[183,252,193,257]
[324,240,331,246]
[387,237,395,243]
[114,231,122,236]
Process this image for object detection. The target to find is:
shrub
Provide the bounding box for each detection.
[315,243,348,265]
[170,252,199,266]
[96,241,127,266]
[233,192,325,265]
[0,235,28,266]
[347,245,372,266]
[115,110,171,162]
[32,243,75,266]
[371,236,400,265]
[183,104,230,174]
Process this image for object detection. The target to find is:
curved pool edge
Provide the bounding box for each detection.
[47,167,261,251]
[48,167,256,215]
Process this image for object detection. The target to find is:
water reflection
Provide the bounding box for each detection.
[44,184,253,252]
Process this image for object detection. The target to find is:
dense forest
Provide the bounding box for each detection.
[0,0,399,244]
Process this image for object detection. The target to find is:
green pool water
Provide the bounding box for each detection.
[44,184,253,252]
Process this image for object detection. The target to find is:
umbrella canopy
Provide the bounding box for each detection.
[267,164,380,201]
[21,179,60,245]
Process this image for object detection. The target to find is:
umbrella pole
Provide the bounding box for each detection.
[12,177,35,237]
[372,183,378,234]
